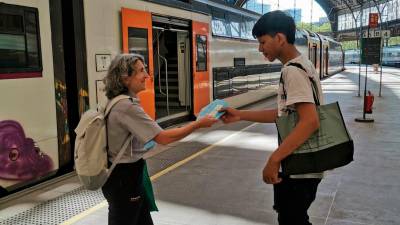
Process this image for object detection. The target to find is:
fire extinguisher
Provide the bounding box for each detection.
[365,91,374,114]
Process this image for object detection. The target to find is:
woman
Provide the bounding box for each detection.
[102,53,217,225]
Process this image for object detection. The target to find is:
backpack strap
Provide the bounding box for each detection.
[104,95,131,116]
[280,62,320,106]
[105,96,137,174]
[104,95,133,172]
[107,135,132,175]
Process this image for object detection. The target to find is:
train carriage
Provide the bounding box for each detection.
[345,45,400,67]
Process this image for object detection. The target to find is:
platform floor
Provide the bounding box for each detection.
[1,65,400,225]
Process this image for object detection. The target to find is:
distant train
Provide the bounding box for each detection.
[345,46,400,67]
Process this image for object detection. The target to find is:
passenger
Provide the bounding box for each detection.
[220,11,324,225]
[102,53,217,225]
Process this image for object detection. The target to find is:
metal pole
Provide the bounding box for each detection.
[356,17,374,123]
[310,0,313,31]
[372,0,386,97]
[364,33,368,120]
[379,0,390,96]
[294,0,296,22]
[342,0,361,96]
[358,4,363,97]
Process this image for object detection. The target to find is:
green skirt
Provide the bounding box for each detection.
[142,160,158,212]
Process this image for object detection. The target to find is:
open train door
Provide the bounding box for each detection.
[121,8,155,119]
[192,21,210,115]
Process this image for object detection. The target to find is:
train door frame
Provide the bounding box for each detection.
[121,8,211,125]
[192,21,210,116]
[315,33,324,79]
[49,0,88,174]
[151,15,192,123]
[325,46,329,76]
[121,8,156,119]
[306,31,321,78]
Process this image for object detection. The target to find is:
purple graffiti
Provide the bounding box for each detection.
[0,120,53,180]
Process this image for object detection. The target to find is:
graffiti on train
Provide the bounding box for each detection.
[0,120,54,180]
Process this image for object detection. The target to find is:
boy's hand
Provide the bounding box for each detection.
[196,115,218,128]
[219,107,241,124]
[262,154,282,184]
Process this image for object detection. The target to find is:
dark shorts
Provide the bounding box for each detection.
[101,159,153,225]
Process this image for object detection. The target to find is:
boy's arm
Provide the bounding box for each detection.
[263,102,320,184]
[220,107,278,123]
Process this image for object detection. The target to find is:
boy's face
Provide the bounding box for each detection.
[257,34,282,62]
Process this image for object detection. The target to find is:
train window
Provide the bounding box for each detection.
[295,31,307,46]
[196,35,207,71]
[230,21,240,38]
[240,20,254,40]
[211,19,229,37]
[0,4,42,78]
[234,58,245,67]
[227,14,241,38]
[128,27,149,67]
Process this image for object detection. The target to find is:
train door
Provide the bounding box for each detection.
[316,35,324,79]
[309,44,316,67]
[152,16,192,122]
[192,21,210,115]
[315,43,321,78]
[313,45,318,70]
[121,8,155,119]
[122,9,193,123]
[325,46,329,76]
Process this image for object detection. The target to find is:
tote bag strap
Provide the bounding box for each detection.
[280,62,320,106]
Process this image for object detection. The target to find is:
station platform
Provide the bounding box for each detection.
[1,65,399,225]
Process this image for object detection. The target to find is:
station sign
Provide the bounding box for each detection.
[369,13,379,28]
[362,29,391,38]
[361,37,381,65]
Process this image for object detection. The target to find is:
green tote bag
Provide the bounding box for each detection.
[276,63,354,175]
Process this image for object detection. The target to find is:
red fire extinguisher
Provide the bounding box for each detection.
[365,91,374,114]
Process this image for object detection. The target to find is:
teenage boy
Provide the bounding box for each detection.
[220,10,324,225]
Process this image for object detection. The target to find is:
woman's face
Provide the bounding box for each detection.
[125,60,149,94]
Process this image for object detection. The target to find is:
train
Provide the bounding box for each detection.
[0,0,344,197]
[345,45,400,67]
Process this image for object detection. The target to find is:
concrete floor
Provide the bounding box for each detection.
[1,66,399,225]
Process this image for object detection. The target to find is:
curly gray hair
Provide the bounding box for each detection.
[103,53,145,99]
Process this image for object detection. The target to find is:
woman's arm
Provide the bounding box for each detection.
[154,116,217,145]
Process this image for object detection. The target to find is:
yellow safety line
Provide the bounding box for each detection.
[60,123,256,225]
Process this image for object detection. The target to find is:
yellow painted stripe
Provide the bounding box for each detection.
[60,201,107,225]
[150,123,256,182]
[60,123,256,225]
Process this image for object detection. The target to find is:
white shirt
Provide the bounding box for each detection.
[277,54,325,179]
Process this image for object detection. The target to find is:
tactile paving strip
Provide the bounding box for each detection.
[0,187,105,225]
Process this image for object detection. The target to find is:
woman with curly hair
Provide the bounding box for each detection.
[102,53,217,225]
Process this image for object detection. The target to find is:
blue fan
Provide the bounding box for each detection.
[144,140,156,150]
[197,99,229,120]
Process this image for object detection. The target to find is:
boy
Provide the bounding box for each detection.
[220,10,324,225]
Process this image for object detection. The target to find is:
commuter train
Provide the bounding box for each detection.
[0,0,344,197]
[345,45,400,67]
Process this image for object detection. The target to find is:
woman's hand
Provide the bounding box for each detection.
[196,115,218,128]
[219,107,241,124]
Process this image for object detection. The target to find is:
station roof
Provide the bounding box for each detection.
[233,0,388,15]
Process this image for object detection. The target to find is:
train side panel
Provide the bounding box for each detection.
[210,37,280,108]
[83,0,212,110]
[0,0,59,192]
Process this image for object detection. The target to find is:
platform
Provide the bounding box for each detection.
[1,65,399,225]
